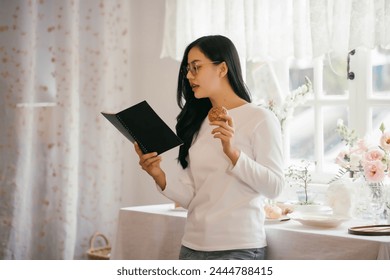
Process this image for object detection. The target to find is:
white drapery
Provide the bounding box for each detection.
[161,0,390,62]
[0,0,130,259]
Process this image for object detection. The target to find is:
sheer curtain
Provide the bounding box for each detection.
[0,0,130,259]
[161,0,390,68]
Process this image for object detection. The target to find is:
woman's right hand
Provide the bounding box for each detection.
[134,142,166,190]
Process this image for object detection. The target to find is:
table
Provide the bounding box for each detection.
[111,204,186,260]
[111,204,390,260]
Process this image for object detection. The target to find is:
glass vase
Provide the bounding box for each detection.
[367,182,385,224]
[348,175,369,219]
[385,184,390,224]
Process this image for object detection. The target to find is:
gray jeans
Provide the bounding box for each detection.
[179,245,267,260]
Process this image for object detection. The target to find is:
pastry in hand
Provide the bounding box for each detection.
[208,106,228,122]
[264,204,283,219]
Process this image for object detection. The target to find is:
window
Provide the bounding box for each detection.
[285,47,390,182]
[160,0,390,184]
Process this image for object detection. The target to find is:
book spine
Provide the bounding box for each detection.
[116,115,149,153]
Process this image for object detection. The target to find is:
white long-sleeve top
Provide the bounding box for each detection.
[158,103,285,251]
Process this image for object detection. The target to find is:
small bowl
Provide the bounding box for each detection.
[284,201,331,214]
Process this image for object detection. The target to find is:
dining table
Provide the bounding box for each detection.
[110,203,390,260]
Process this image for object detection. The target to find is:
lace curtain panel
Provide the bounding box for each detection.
[0,0,130,259]
[161,0,390,62]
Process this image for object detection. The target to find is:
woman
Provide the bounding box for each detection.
[134,35,284,260]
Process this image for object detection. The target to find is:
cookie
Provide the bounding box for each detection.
[208,106,228,122]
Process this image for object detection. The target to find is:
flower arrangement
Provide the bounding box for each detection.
[285,160,315,204]
[266,76,313,131]
[333,120,390,183]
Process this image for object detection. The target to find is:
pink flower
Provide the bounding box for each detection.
[363,160,386,182]
[364,148,384,162]
[380,132,390,151]
[333,120,390,182]
[356,139,368,153]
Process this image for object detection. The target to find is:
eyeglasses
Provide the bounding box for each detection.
[185,61,220,76]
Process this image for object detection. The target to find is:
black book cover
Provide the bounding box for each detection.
[101,100,183,154]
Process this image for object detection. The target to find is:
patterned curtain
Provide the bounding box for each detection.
[0,0,131,259]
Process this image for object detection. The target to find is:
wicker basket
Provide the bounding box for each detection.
[86,232,111,260]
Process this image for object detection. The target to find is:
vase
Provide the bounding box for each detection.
[387,202,390,224]
[384,184,390,224]
[350,177,369,219]
[367,182,385,224]
[296,189,316,204]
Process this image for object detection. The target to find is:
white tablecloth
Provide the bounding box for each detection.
[111,204,390,260]
[111,204,186,260]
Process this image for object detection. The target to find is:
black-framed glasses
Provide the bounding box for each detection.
[185,61,220,76]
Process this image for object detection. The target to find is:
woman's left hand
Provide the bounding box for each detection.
[210,114,240,165]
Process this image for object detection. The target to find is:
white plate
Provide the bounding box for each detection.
[288,212,349,228]
[265,216,290,224]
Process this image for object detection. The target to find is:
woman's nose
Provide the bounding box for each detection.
[186,70,194,80]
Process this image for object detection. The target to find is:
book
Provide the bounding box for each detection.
[101,100,183,155]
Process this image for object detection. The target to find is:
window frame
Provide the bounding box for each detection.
[282,47,390,184]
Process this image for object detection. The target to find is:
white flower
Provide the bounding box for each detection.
[349,153,362,171]
[333,121,390,183]
[265,76,313,131]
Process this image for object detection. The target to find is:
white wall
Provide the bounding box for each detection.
[120,0,182,207]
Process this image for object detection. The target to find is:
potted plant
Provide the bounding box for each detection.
[285,160,316,205]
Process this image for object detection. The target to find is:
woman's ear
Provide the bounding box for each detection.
[219,62,228,78]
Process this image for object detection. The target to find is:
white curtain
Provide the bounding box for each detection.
[0,0,130,259]
[161,0,390,62]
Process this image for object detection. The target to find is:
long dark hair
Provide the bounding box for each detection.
[176,35,251,168]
